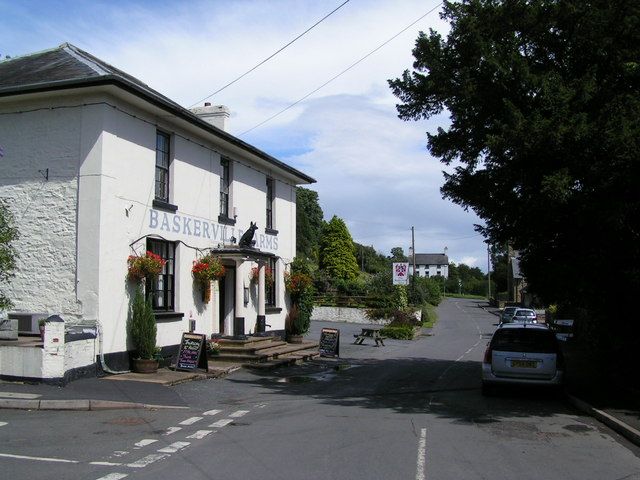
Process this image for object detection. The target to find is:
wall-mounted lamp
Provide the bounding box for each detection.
[233,206,238,218]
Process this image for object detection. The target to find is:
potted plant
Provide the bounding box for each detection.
[285,304,304,343]
[192,253,225,303]
[38,318,46,342]
[284,269,314,342]
[207,340,221,356]
[128,286,158,373]
[127,251,166,282]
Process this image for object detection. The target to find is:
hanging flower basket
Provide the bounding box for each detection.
[192,254,225,302]
[127,251,166,282]
[250,265,274,284]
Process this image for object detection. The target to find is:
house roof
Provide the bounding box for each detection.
[0,43,315,185]
[414,254,449,266]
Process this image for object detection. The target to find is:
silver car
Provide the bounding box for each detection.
[482,323,563,394]
[500,306,518,324]
[511,308,538,323]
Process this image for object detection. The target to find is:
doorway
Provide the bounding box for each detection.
[218,267,235,335]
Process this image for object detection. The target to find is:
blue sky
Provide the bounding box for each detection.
[1,0,489,269]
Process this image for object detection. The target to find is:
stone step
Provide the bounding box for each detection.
[216,336,278,348]
[208,341,318,364]
[219,340,287,354]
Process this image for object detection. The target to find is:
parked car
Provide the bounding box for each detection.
[500,306,518,324]
[482,323,564,395]
[511,308,538,323]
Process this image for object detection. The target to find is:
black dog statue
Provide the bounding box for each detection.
[238,222,258,248]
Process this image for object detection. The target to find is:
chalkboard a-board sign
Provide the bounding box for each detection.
[176,333,208,372]
[319,328,340,357]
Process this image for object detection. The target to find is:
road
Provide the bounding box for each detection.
[1,297,640,479]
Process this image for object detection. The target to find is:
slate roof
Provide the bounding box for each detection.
[414,254,449,266]
[0,43,315,184]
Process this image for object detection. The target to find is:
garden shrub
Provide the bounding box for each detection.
[380,325,415,340]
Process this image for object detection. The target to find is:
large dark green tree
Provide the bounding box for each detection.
[296,187,324,261]
[354,242,389,274]
[390,1,640,344]
[319,216,360,281]
[0,200,18,310]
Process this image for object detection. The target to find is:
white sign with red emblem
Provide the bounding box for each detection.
[392,262,409,285]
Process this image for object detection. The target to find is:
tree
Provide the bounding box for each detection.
[319,215,360,281]
[389,247,408,263]
[354,242,389,274]
[296,187,324,261]
[390,1,640,344]
[0,200,18,310]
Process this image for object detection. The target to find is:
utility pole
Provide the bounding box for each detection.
[487,243,492,301]
[411,226,416,277]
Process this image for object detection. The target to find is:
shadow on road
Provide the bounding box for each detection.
[227,356,572,424]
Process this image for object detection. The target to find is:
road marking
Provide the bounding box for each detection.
[126,453,169,468]
[186,430,213,439]
[0,422,7,427]
[164,427,182,435]
[255,403,267,408]
[203,409,221,416]
[209,418,233,428]
[415,428,427,480]
[157,441,190,453]
[134,439,158,449]
[179,416,203,425]
[229,410,249,418]
[0,452,78,463]
[111,451,129,458]
[90,461,123,466]
[95,474,128,480]
[0,392,41,399]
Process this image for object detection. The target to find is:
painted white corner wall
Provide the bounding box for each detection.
[0,99,83,321]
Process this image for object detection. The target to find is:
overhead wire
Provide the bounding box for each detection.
[188,0,350,108]
[238,2,444,136]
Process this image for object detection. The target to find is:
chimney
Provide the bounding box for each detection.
[190,103,230,131]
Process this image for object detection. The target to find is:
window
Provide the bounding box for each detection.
[266,257,276,307]
[146,238,175,312]
[219,158,230,218]
[266,178,274,230]
[155,131,171,202]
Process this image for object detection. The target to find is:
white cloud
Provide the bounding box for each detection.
[1,0,488,269]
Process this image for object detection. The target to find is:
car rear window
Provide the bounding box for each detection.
[491,329,558,353]
[515,310,535,316]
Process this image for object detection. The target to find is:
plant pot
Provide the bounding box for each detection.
[202,282,211,303]
[287,334,304,344]
[132,358,159,374]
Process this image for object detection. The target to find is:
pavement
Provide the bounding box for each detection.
[481,303,640,448]
[1,309,639,450]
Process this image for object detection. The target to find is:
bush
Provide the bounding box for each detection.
[129,286,157,359]
[421,303,438,327]
[380,325,415,340]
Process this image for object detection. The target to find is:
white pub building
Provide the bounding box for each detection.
[0,44,315,383]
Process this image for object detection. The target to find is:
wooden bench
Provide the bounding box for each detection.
[353,328,386,347]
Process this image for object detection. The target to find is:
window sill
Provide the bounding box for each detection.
[218,215,236,226]
[154,311,184,322]
[265,307,282,314]
[153,199,178,213]
[265,228,279,236]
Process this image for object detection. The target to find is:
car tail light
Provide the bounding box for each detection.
[483,345,493,363]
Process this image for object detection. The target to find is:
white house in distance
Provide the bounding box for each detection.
[0,44,314,383]
[409,252,449,279]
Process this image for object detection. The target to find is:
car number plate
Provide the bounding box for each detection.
[511,359,537,368]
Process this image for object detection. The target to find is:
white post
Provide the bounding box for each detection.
[257,262,266,333]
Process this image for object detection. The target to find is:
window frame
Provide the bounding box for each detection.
[146,238,176,313]
[266,177,274,230]
[266,257,277,308]
[219,157,231,220]
[155,131,171,203]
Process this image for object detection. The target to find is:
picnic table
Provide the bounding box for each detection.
[353,327,386,347]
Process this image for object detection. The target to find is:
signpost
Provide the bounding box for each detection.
[175,332,208,372]
[392,262,409,285]
[319,328,340,357]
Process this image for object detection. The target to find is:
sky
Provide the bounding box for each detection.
[0,0,488,270]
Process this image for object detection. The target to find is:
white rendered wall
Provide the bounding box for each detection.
[0,98,85,322]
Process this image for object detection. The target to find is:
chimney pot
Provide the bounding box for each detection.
[204,102,211,106]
